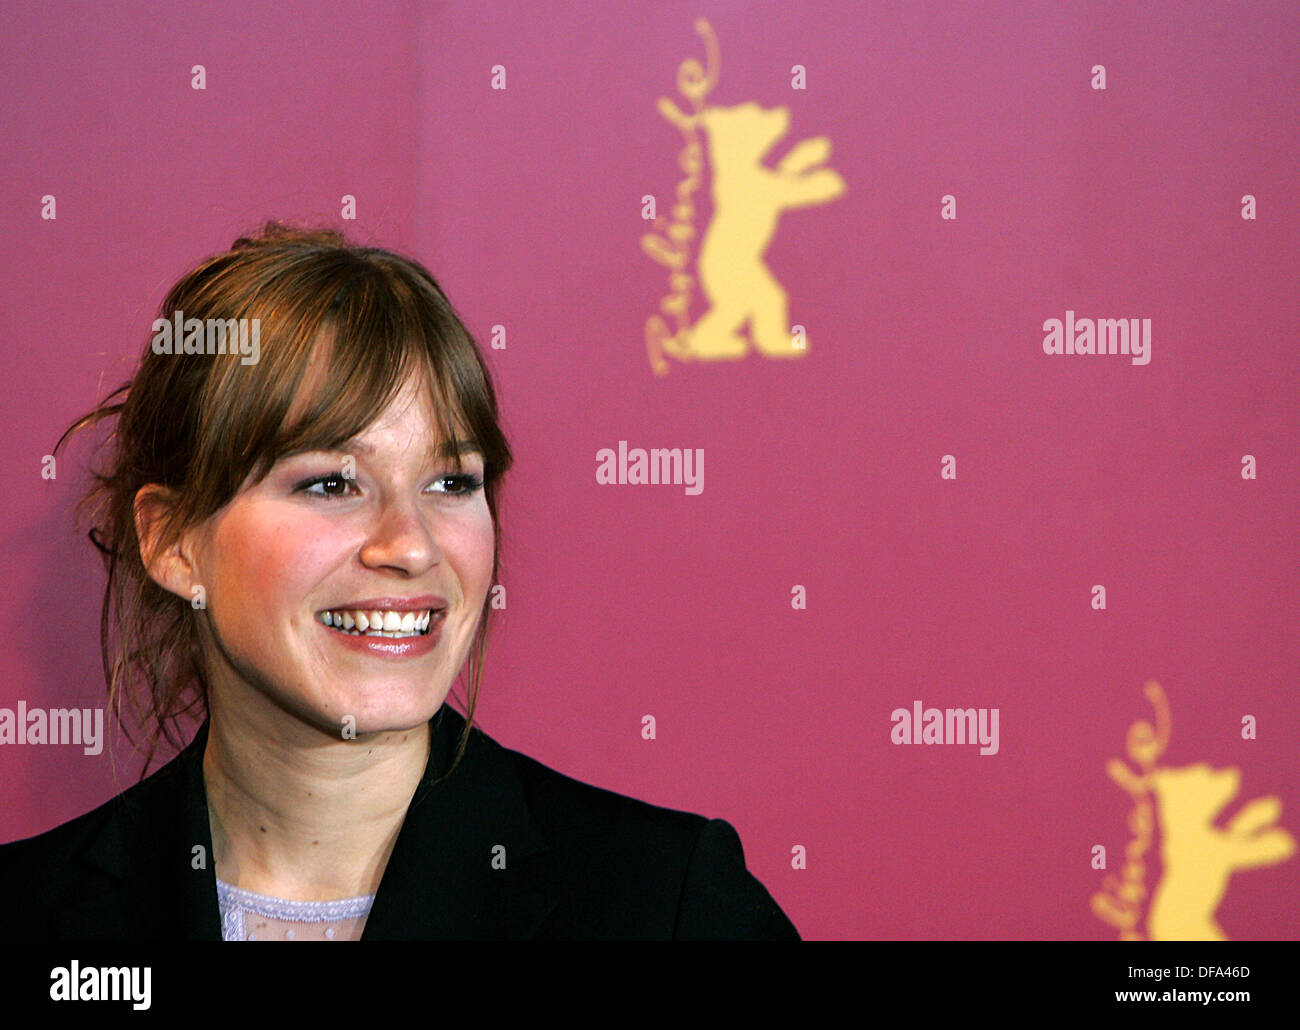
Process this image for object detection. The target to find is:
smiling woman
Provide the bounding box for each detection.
[0,223,799,941]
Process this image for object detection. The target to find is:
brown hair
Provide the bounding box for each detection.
[57,221,512,780]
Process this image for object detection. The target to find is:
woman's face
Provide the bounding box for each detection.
[184,376,494,739]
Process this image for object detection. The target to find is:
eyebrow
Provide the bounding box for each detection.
[342,437,483,459]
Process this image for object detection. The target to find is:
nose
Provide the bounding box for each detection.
[358,496,442,575]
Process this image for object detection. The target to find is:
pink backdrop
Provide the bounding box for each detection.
[1,0,1296,940]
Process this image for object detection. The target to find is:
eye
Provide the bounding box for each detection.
[294,472,357,499]
[431,473,485,498]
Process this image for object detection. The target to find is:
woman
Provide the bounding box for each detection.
[0,224,799,941]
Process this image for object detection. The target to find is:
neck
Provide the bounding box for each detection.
[202,688,432,901]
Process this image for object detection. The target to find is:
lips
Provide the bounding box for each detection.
[316,604,447,657]
[327,596,448,613]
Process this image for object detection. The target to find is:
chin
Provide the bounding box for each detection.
[320,682,451,738]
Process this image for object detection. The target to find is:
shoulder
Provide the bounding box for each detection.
[499,737,707,843]
[469,725,801,940]
[0,748,186,864]
[0,746,193,937]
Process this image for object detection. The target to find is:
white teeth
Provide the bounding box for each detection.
[318,607,441,638]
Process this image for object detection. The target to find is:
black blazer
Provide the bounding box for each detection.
[0,704,799,940]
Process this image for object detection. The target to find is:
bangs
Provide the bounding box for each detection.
[188,255,485,510]
[268,325,476,474]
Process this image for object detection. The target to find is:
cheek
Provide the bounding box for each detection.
[205,508,344,613]
[445,507,497,596]
[468,508,497,582]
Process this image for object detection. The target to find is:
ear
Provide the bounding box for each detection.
[134,484,202,602]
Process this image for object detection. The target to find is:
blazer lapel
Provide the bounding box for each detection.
[361,705,562,940]
[55,721,223,940]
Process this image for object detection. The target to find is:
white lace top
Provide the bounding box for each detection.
[216,878,376,941]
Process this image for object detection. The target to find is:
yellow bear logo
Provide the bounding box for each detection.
[643,19,845,374]
[1092,681,1294,940]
